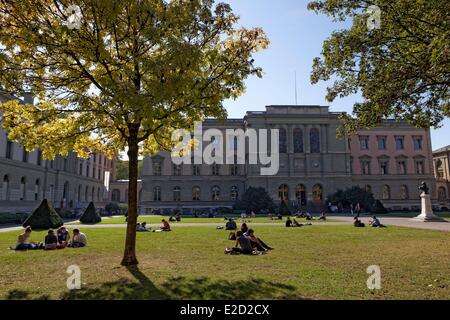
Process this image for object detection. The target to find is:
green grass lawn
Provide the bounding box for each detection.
[1,224,449,300]
[69,216,334,225]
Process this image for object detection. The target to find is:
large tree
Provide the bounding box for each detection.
[0,0,268,265]
[308,0,449,134]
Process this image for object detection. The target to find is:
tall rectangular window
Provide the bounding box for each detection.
[398,161,407,174]
[212,164,220,176]
[193,165,201,176]
[416,160,425,174]
[380,161,389,175]
[173,164,182,176]
[5,140,13,159]
[377,136,387,150]
[37,150,42,166]
[413,136,423,150]
[360,136,369,150]
[153,163,162,176]
[361,160,371,175]
[22,148,29,163]
[395,136,404,150]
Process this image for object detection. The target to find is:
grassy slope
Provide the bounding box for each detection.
[0,225,449,300]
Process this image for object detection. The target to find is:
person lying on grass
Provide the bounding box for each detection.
[225,231,259,255]
[12,226,43,250]
[246,229,273,252]
[318,212,327,221]
[68,229,87,248]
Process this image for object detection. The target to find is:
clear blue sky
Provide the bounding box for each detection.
[222,0,449,150]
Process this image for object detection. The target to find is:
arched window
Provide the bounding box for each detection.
[85,186,89,202]
[293,128,304,153]
[230,186,239,201]
[295,184,306,206]
[153,187,161,201]
[34,179,40,201]
[310,128,321,153]
[279,128,287,153]
[91,187,95,201]
[312,184,323,201]
[212,186,220,201]
[111,189,121,202]
[20,177,26,201]
[401,185,409,200]
[278,184,289,202]
[173,186,181,202]
[2,175,10,200]
[438,187,447,202]
[192,186,201,201]
[382,185,391,200]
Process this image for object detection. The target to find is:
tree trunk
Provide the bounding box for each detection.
[121,128,140,266]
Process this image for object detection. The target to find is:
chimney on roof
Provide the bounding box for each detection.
[23,92,34,105]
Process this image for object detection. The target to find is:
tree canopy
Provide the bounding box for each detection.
[234,187,276,214]
[308,0,449,134]
[0,0,268,265]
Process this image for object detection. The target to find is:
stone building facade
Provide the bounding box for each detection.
[349,121,435,211]
[433,145,450,210]
[140,105,436,213]
[0,93,116,213]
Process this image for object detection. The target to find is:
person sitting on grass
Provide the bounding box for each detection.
[318,212,327,221]
[44,229,59,250]
[228,231,237,241]
[68,229,88,248]
[175,213,181,222]
[226,218,237,231]
[293,219,304,227]
[137,222,151,232]
[57,227,70,246]
[13,226,42,250]
[225,231,255,255]
[353,217,365,228]
[240,222,249,234]
[160,219,171,231]
[169,216,176,222]
[285,217,293,227]
[246,229,273,252]
[370,216,386,228]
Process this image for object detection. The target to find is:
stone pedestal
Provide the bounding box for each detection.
[411,194,446,222]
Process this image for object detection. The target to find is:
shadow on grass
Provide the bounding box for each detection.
[54,266,301,300]
[6,289,50,300]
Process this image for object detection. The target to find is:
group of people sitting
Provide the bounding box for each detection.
[12,226,87,251]
[225,222,273,255]
[354,216,386,228]
[285,217,312,228]
[136,219,171,232]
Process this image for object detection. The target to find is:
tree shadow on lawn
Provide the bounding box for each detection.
[57,266,302,300]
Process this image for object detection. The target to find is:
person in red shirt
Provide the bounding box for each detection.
[161,219,171,231]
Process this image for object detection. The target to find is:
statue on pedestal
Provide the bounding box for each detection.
[418,181,429,195]
[412,181,446,223]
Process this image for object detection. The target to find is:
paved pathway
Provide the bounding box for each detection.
[1,217,448,233]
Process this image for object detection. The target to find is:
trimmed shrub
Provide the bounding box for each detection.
[79,202,102,224]
[371,200,388,214]
[22,199,64,229]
